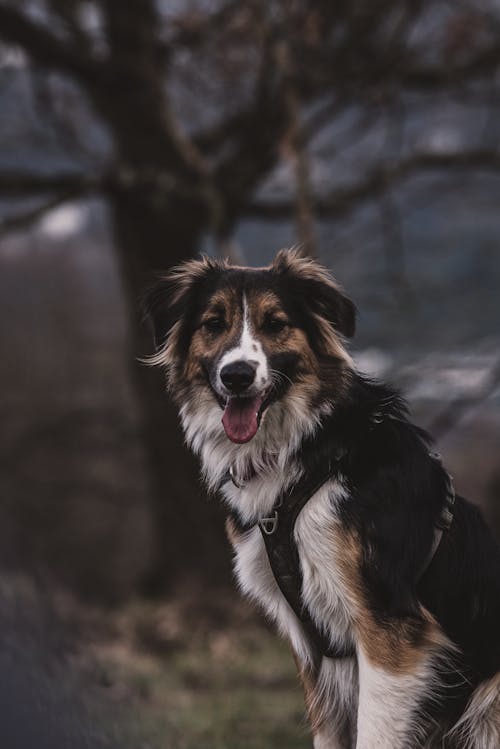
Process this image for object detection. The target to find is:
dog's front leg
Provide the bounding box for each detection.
[296,655,357,749]
[356,648,438,749]
[313,717,352,749]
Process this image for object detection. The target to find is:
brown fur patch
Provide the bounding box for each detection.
[243,287,332,405]
[331,524,452,674]
[245,289,291,341]
[184,287,243,382]
[225,516,244,548]
[246,285,352,367]
[292,651,324,733]
[248,289,283,317]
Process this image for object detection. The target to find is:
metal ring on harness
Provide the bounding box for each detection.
[259,511,279,535]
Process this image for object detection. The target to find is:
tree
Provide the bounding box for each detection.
[1,0,500,590]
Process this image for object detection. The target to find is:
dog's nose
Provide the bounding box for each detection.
[220,361,256,394]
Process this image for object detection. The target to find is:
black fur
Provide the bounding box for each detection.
[143,260,356,352]
[144,254,500,741]
[145,259,500,685]
[297,372,500,710]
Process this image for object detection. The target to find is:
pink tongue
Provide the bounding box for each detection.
[222,396,263,444]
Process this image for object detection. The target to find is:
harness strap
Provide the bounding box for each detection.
[418,459,456,578]
[260,463,356,660]
[227,450,455,661]
[230,459,355,660]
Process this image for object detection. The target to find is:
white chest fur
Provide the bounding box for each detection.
[294,482,355,654]
[231,478,357,671]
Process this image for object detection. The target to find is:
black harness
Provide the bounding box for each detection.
[226,442,456,662]
[229,456,356,660]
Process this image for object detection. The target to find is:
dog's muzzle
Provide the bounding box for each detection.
[218,359,268,444]
[220,360,256,395]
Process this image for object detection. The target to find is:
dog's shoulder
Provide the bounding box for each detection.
[310,376,447,616]
[330,375,500,679]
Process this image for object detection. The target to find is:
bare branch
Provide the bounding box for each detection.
[213,15,290,231]
[170,1,245,48]
[100,0,165,71]
[0,4,99,84]
[211,2,423,230]
[430,356,500,442]
[92,0,209,185]
[246,149,500,220]
[0,192,81,236]
[277,23,317,255]
[194,110,252,154]
[302,97,341,143]
[47,0,94,53]
[379,99,408,295]
[0,165,103,237]
[0,170,102,197]
[401,43,500,90]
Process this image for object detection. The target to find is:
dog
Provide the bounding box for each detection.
[144,249,500,748]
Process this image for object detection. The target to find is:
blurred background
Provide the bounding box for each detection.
[0,1,499,746]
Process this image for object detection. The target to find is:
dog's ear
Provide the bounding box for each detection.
[272,249,356,338]
[142,255,224,350]
[142,277,176,350]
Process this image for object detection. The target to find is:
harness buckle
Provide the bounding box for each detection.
[259,510,279,535]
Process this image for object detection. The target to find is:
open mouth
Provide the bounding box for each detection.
[221,392,271,444]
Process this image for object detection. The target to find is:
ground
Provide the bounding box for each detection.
[0,576,310,749]
[91,623,309,749]
[82,600,310,749]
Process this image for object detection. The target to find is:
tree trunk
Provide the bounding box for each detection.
[109,184,232,595]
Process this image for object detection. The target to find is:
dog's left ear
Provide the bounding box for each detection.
[308,272,356,339]
[142,255,224,350]
[272,249,356,338]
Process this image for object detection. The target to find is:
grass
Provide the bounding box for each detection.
[78,604,312,749]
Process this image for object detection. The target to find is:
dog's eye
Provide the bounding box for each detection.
[262,316,288,334]
[203,317,225,334]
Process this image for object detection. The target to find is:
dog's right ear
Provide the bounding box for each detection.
[142,255,225,351]
[142,277,177,351]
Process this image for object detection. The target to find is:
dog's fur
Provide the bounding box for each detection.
[145,250,500,748]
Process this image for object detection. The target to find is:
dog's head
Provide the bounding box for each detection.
[144,249,355,449]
